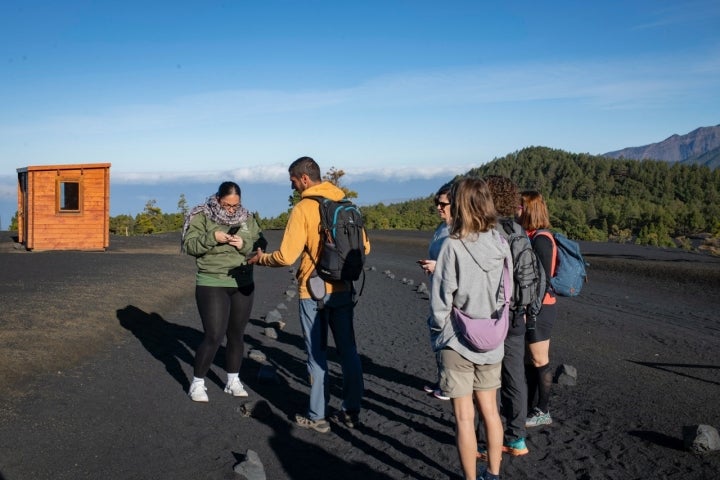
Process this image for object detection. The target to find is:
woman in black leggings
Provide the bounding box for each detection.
[182,181,266,402]
[518,191,557,427]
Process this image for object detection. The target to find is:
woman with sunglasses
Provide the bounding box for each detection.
[182,181,267,402]
[418,181,454,401]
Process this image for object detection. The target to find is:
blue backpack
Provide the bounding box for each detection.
[534,230,588,297]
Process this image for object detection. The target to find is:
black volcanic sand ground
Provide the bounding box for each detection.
[0,230,719,479]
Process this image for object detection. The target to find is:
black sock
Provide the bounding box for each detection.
[536,363,552,412]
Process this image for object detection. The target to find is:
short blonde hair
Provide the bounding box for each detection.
[449,178,498,238]
[518,190,551,231]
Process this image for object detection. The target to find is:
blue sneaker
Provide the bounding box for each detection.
[477,466,501,480]
[502,437,529,456]
[477,437,529,460]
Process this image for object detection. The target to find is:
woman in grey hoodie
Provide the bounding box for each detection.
[429,178,512,480]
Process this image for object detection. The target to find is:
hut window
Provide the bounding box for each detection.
[58,180,81,212]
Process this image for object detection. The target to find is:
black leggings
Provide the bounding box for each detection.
[193,284,254,378]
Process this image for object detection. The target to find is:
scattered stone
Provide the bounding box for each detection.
[264,327,278,339]
[272,320,287,331]
[285,289,297,299]
[247,349,266,362]
[276,302,287,310]
[416,282,428,294]
[383,270,392,275]
[406,279,414,286]
[401,277,409,284]
[239,400,272,420]
[288,268,296,274]
[233,449,266,480]
[555,364,577,386]
[366,265,376,271]
[387,273,395,280]
[257,364,278,384]
[265,309,282,324]
[683,424,720,454]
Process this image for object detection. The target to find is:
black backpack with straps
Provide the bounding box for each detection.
[307,196,367,282]
[496,218,546,329]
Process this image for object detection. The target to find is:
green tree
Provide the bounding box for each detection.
[324,166,358,199]
[134,199,163,234]
[110,214,135,235]
[177,193,188,216]
[9,211,18,231]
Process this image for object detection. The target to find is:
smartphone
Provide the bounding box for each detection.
[227,226,240,235]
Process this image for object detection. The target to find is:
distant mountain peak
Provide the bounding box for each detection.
[603,124,720,169]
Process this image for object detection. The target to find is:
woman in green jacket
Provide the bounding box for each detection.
[182,181,266,402]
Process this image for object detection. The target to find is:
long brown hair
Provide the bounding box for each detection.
[449,178,498,238]
[518,190,551,231]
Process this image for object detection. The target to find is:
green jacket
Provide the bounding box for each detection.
[183,213,264,287]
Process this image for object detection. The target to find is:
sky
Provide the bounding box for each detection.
[1,0,719,227]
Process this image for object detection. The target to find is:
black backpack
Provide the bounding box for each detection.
[496,218,546,325]
[307,196,367,282]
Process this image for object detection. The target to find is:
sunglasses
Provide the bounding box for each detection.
[435,201,450,208]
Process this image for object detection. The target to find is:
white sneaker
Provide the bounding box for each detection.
[224,378,249,397]
[188,382,209,402]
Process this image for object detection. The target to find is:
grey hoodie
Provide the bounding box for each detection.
[428,228,513,365]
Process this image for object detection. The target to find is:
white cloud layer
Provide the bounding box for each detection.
[110,164,471,185]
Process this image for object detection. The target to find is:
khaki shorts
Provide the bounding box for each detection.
[438,348,501,398]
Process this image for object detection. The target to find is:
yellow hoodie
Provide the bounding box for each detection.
[256,181,371,299]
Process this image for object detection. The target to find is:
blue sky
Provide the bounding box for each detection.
[1,0,719,226]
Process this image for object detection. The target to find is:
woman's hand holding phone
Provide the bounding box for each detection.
[417,259,436,275]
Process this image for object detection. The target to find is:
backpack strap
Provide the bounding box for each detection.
[532,230,557,277]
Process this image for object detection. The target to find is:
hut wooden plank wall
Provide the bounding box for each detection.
[16,163,111,251]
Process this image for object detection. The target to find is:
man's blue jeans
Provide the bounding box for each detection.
[298,291,364,421]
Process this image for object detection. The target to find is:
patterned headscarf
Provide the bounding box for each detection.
[181,194,250,251]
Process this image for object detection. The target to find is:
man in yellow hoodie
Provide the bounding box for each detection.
[249,156,371,433]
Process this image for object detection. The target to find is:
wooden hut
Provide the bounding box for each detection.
[16,163,111,251]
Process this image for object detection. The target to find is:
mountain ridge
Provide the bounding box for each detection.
[603,124,720,169]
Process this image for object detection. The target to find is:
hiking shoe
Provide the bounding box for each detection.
[295,414,330,433]
[525,407,552,427]
[188,382,208,402]
[502,437,529,456]
[224,378,249,397]
[334,410,360,429]
[477,466,501,480]
[432,389,450,401]
[477,438,529,460]
[423,383,437,394]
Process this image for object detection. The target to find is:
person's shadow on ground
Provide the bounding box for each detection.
[116,305,223,392]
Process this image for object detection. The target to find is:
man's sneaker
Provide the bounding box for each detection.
[525,407,552,427]
[188,382,208,402]
[334,410,359,429]
[502,437,529,456]
[432,389,450,401]
[224,378,249,397]
[423,384,436,394]
[295,414,330,433]
[477,438,529,460]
